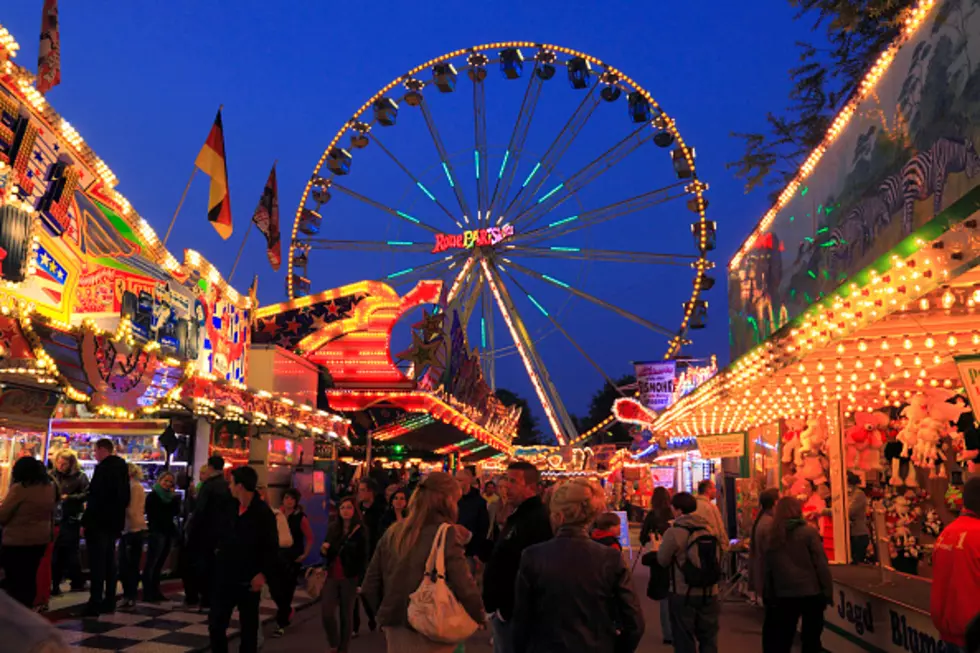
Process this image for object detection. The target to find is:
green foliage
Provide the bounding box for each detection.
[728,0,915,198]
[494,388,545,446]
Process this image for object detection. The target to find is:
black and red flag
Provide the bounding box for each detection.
[251,163,281,270]
[36,0,61,94]
[195,109,233,239]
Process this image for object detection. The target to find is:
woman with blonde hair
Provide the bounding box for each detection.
[512,478,645,653]
[361,472,485,653]
[49,449,89,595]
[118,462,148,607]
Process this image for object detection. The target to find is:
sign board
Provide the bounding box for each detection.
[826,580,947,652]
[650,466,676,489]
[432,224,514,253]
[697,433,745,459]
[635,361,677,412]
[955,354,980,417]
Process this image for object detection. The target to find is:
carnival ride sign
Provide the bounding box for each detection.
[635,361,677,412]
[432,224,514,253]
[697,433,745,459]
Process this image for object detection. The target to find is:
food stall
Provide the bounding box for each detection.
[654,0,980,648]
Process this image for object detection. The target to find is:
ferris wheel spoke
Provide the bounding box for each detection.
[460,270,484,326]
[330,182,442,234]
[472,70,490,228]
[380,253,461,286]
[487,61,544,222]
[481,285,496,391]
[503,245,699,266]
[500,268,625,397]
[368,133,463,229]
[418,98,474,223]
[445,256,477,304]
[511,123,655,230]
[503,258,676,338]
[500,80,601,223]
[301,239,433,254]
[514,182,690,245]
[481,260,575,444]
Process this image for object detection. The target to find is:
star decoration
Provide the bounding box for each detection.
[325,300,341,317]
[310,314,330,330]
[285,319,303,334]
[260,319,279,335]
[413,310,445,340]
[396,331,441,376]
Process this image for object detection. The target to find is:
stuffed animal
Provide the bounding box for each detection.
[846,411,887,473]
[912,417,946,478]
[782,473,811,499]
[798,418,828,484]
[782,417,806,466]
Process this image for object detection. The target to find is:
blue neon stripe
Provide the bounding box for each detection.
[481,318,486,348]
[548,215,578,228]
[498,150,509,179]
[522,162,541,187]
[442,162,454,187]
[387,241,414,246]
[541,274,569,288]
[537,183,563,204]
[474,151,480,179]
[396,210,420,223]
[416,182,436,201]
[527,295,549,316]
[387,268,414,279]
[550,246,580,252]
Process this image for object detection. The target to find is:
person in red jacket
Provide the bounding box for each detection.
[931,476,980,651]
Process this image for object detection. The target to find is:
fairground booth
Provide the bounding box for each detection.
[0,24,347,576]
[655,1,980,649]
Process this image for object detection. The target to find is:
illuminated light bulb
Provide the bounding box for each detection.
[942,289,955,309]
[974,332,980,346]
[925,337,935,349]
[973,289,980,303]
[914,356,923,366]
[920,298,929,310]
[875,359,883,368]
[858,340,868,352]
[836,344,845,354]
[903,338,913,350]
[894,356,903,367]
[948,335,957,347]
[880,340,890,351]
[855,360,864,369]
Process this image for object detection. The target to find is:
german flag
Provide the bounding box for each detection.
[195,109,233,239]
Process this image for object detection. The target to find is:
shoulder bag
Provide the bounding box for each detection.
[407,523,479,643]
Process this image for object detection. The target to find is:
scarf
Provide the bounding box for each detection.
[153,483,175,503]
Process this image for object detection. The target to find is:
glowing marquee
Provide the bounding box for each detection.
[432,224,514,254]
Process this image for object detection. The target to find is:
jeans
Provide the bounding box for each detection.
[143,532,173,599]
[352,592,377,632]
[491,614,514,653]
[321,578,358,652]
[51,521,83,589]
[668,593,720,653]
[86,529,119,607]
[209,581,261,653]
[762,594,826,653]
[273,552,299,627]
[659,598,673,642]
[118,531,146,600]
[850,534,870,564]
[0,544,46,607]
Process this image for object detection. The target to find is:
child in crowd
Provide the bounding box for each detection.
[591,512,623,551]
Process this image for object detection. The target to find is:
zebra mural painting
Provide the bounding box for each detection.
[901,137,980,235]
[829,194,887,267]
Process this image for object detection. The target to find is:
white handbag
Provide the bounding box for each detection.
[407,523,480,644]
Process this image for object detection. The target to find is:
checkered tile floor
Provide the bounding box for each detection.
[55,588,313,652]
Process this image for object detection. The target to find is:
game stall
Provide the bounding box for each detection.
[654,1,980,649]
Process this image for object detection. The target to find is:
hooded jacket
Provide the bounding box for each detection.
[656,512,720,597]
[762,518,832,602]
[931,511,980,647]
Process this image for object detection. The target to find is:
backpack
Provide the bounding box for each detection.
[678,525,722,594]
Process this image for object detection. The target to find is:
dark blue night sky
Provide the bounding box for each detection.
[2,2,815,425]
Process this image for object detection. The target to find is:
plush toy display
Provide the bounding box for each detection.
[782,417,806,467]
[798,417,828,484]
[845,411,887,481]
[782,472,811,499]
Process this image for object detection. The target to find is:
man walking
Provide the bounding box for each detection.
[483,462,552,653]
[932,477,980,652]
[456,468,490,568]
[208,466,278,653]
[81,439,129,617]
[657,492,722,653]
[355,478,383,634]
[187,455,232,610]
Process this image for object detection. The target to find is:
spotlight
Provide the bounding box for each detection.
[433,63,458,92]
[373,98,399,126]
[326,148,352,175]
[500,48,524,79]
[567,57,592,89]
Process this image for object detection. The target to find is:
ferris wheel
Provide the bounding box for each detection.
[287,42,716,445]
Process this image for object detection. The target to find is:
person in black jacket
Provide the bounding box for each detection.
[513,479,645,653]
[49,449,89,595]
[483,461,553,653]
[187,455,232,609]
[143,470,180,602]
[353,478,382,635]
[456,468,490,564]
[208,466,278,653]
[319,496,369,653]
[81,438,130,617]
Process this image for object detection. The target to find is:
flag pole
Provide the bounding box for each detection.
[227,221,254,284]
[162,104,224,248]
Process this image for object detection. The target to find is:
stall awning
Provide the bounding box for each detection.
[49,419,170,436]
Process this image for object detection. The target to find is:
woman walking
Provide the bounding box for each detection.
[512,478,645,653]
[49,450,89,595]
[361,472,485,653]
[143,470,180,602]
[0,457,56,608]
[273,488,313,637]
[749,488,780,603]
[319,496,369,653]
[640,486,675,645]
[379,487,408,535]
[762,496,833,653]
[118,463,148,607]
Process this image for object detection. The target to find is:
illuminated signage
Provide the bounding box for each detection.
[432,224,514,253]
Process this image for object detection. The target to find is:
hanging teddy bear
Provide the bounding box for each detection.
[798,417,828,485]
[890,396,929,487]
[845,411,887,484]
[915,399,969,478]
[782,417,806,467]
